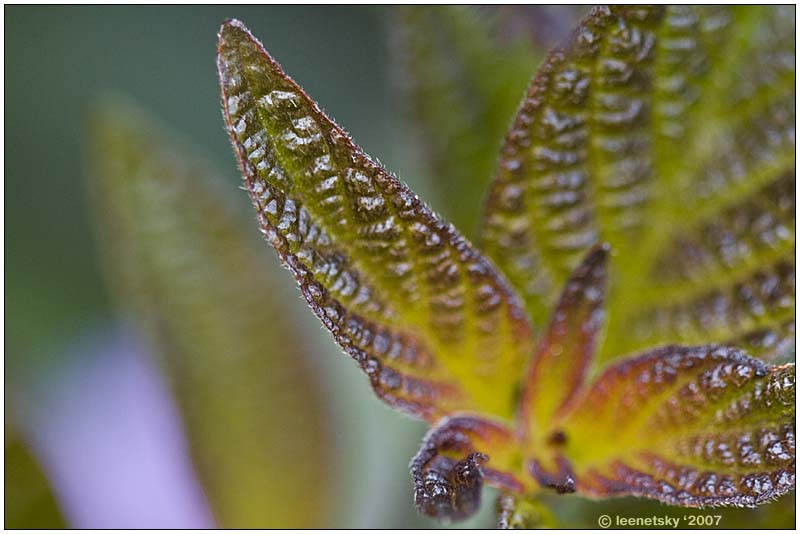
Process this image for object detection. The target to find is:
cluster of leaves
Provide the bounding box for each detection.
[216,4,794,529]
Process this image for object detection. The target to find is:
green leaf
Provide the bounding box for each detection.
[217,19,535,422]
[409,248,794,520]
[216,14,794,526]
[521,244,608,433]
[392,6,540,238]
[88,98,334,528]
[479,5,795,362]
[559,346,795,507]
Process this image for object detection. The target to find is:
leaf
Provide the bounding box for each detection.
[410,246,794,520]
[558,345,795,507]
[88,98,334,527]
[479,5,795,362]
[392,6,540,238]
[410,416,523,522]
[217,19,535,422]
[521,243,608,433]
[216,14,795,526]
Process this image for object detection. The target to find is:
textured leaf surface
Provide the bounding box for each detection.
[392,6,540,238]
[480,5,795,362]
[411,416,523,522]
[217,19,534,422]
[559,345,795,506]
[410,250,794,520]
[89,99,333,527]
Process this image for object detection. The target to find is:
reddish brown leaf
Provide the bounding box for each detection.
[558,346,795,507]
[217,19,535,422]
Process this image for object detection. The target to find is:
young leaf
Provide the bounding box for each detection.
[88,99,334,528]
[480,5,795,362]
[216,14,795,526]
[392,6,540,238]
[521,243,608,433]
[558,345,795,507]
[217,19,535,422]
[410,248,795,520]
[411,416,523,522]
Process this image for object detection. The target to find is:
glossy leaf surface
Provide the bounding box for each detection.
[217,19,535,422]
[480,5,795,363]
[89,99,333,528]
[529,250,795,510]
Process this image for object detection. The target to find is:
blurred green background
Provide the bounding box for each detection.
[6,5,440,528]
[6,5,405,370]
[5,5,795,529]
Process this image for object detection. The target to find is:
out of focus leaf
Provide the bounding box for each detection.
[88,98,333,528]
[480,5,795,363]
[392,6,540,238]
[5,424,66,529]
[217,20,534,422]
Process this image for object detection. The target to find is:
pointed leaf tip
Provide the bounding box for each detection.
[522,244,609,435]
[219,18,249,40]
[216,18,534,421]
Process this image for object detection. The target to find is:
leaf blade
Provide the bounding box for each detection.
[521,244,608,434]
[559,345,795,506]
[5,426,67,529]
[479,5,795,362]
[217,19,535,421]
